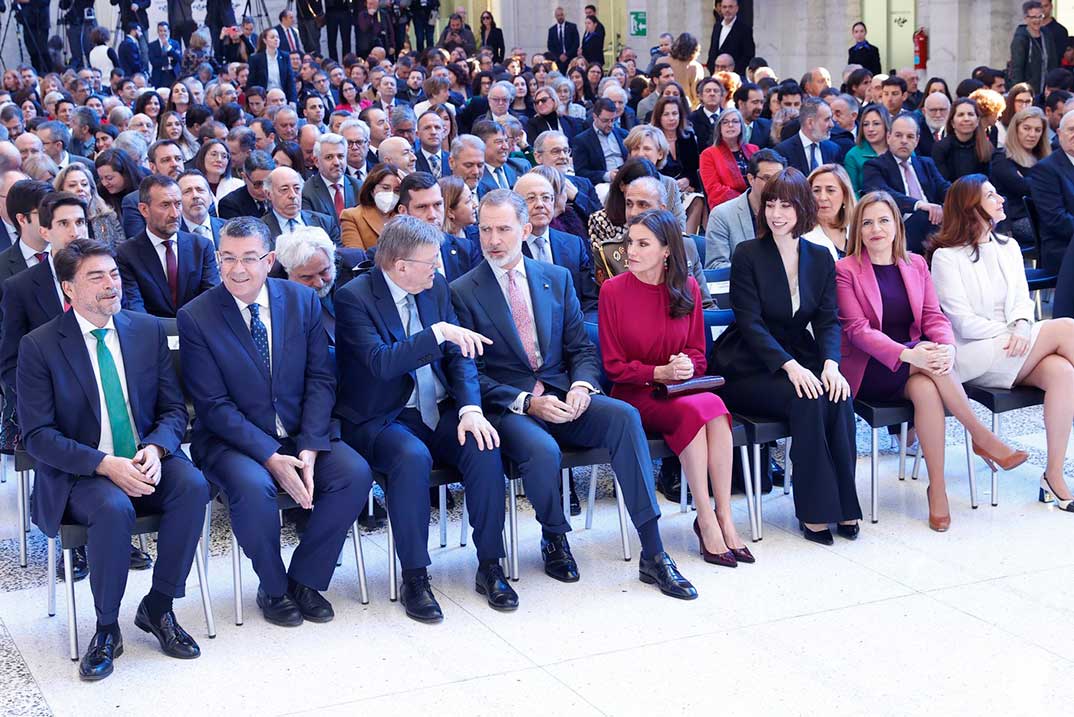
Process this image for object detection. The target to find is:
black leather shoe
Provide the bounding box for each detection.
[475,564,518,611]
[78,629,123,681]
[638,552,698,600]
[58,545,89,582]
[256,586,304,627]
[541,534,580,582]
[800,522,835,546]
[288,580,334,623]
[400,574,443,623]
[128,544,153,571]
[134,598,200,659]
[836,522,860,540]
[657,458,685,503]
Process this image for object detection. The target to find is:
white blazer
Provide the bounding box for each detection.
[215,176,245,205]
[931,234,1035,380]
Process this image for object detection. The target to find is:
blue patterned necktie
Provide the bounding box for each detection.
[405,295,440,430]
[248,303,270,371]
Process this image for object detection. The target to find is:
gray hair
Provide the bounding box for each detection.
[38,120,71,149]
[628,175,667,207]
[275,107,298,123]
[712,108,745,149]
[478,188,529,225]
[489,80,516,102]
[533,130,568,154]
[389,105,417,131]
[450,133,485,160]
[374,214,444,269]
[599,79,625,100]
[108,106,132,127]
[114,131,149,164]
[339,118,370,141]
[313,132,347,158]
[276,225,336,275]
[220,216,273,252]
[799,96,826,126]
[836,93,859,113]
[500,115,524,134]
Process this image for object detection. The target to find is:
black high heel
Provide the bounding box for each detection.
[1040,474,1074,513]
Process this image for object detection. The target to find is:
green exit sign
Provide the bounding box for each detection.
[629,11,647,37]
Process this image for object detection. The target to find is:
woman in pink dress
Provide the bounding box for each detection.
[598,209,754,567]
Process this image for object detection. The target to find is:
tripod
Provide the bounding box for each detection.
[243,0,274,33]
[0,8,27,71]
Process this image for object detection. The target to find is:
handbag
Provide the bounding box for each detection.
[651,375,725,399]
[593,236,627,285]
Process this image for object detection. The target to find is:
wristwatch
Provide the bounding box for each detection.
[522,393,534,414]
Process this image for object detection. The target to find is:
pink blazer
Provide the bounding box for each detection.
[835,253,956,395]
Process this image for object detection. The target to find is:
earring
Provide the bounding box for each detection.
[663,256,669,268]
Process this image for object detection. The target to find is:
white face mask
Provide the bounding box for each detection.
[374,191,399,213]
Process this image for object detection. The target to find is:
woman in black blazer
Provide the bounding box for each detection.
[709,168,861,545]
[846,22,882,75]
[933,98,993,182]
[989,106,1050,248]
[478,11,506,64]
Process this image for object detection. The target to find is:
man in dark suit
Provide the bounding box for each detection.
[916,91,951,159]
[116,176,219,318]
[274,9,304,55]
[147,22,183,89]
[3,193,153,579]
[18,238,210,681]
[473,121,522,197]
[570,98,627,187]
[336,215,514,622]
[37,122,96,178]
[275,227,342,346]
[415,111,452,179]
[248,29,297,106]
[179,217,372,627]
[532,131,601,221]
[219,151,276,221]
[262,167,341,247]
[546,7,580,71]
[773,97,840,176]
[514,172,598,321]
[450,190,697,599]
[0,171,31,253]
[394,173,480,282]
[177,170,227,247]
[862,114,950,254]
[706,0,755,76]
[118,23,148,78]
[301,134,359,227]
[0,177,41,281]
[828,94,858,160]
[734,82,771,148]
[1029,110,1074,276]
[690,78,726,150]
[121,141,186,240]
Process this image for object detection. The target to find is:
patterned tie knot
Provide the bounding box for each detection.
[249,303,260,319]
[34,252,48,264]
[163,239,173,250]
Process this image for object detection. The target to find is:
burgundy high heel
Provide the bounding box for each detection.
[693,518,737,567]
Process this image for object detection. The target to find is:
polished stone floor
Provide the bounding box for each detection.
[0,407,1071,716]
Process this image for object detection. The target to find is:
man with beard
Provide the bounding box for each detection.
[917,91,951,158]
[275,226,340,347]
[178,170,227,246]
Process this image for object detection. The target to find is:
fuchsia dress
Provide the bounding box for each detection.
[597,272,730,453]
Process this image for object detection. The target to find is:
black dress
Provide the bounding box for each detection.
[855,265,914,402]
[932,135,990,182]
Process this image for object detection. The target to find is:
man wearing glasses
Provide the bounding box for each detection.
[533,131,600,221]
[340,118,371,184]
[37,121,96,175]
[1012,1,1060,94]
[178,216,372,628]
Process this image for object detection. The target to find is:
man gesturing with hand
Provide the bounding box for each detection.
[179,217,372,629]
[335,215,515,623]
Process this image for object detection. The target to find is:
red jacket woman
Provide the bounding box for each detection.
[698,109,758,209]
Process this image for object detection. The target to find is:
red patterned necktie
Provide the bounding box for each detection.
[163,239,178,306]
[506,269,543,396]
[333,183,344,217]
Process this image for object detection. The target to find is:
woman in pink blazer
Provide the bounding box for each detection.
[835,192,1026,531]
[698,108,758,209]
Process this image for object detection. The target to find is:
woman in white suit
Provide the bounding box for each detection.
[930,174,1074,513]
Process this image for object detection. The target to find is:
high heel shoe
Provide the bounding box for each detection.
[972,442,1029,472]
[926,484,951,532]
[1039,474,1074,513]
[729,546,755,564]
[799,521,834,546]
[693,518,737,567]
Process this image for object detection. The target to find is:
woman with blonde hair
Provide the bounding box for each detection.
[990,106,1049,247]
[439,175,477,238]
[804,164,856,258]
[836,191,1026,530]
[55,164,125,249]
[623,125,687,229]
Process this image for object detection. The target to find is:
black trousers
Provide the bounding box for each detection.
[325,11,350,61]
[66,20,96,70]
[299,18,321,56]
[411,12,434,52]
[721,371,862,524]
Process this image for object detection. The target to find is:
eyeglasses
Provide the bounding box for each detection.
[536,96,555,104]
[545,147,571,157]
[347,139,368,147]
[1026,14,1045,20]
[401,256,440,268]
[218,252,270,268]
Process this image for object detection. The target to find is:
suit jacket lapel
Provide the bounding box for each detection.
[267,280,285,385]
[856,255,883,326]
[759,238,793,318]
[524,259,553,362]
[796,239,814,315]
[58,311,101,437]
[32,262,62,316]
[135,235,173,309]
[113,311,144,429]
[474,262,530,367]
[371,268,406,342]
[217,284,270,380]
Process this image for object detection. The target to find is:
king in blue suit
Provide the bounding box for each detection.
[450,191,697,599]
[771,98,841,177]
[18,239,210,681]
[336,216,515,623]
[116,177,219,318]
[178,217,372,628]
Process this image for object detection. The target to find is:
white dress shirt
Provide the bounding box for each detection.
[72,311,140,456]
[719,16,736,48]
[20,239,48,268]
[266,50,281,90]
[382,271,481,418]
[46,254,65,307]
[798,130,820,169]
[146,228,179,277]
[232,284,287,438]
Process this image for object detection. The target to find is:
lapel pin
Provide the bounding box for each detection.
[451,249,457,255]
[543,283,549,289]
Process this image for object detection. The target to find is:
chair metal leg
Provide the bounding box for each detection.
[870,428,879,524]
[585,466,597,529]
[137,533,148,553]
[613,477,631,561]
[459,493,469,547]
[201,501,212,576]
[351,521,368,605]
[230,530,243,626]
[63,548,78,661]
[0,452,6,483]
[22,470,30,529]
[965,426,978,509]
[508,478,519,581]
[439,485,448,547]
[898,422,908,480]
[739,446,758,542]
[1035,289,1043,321]
[912,443,923,480]
[752,443,764,540]
[47,537,56,617]
[387,517,398,601]
[17,469,27,568]
[194,540,216,639]
[991,413,1000,507]
[561,469,570,526]
[679,466,688,513]
[368,488,374,518]
[782,439,791,495]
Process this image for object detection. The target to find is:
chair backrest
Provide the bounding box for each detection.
[1022,195,1043,258]
[687,233,706,266]
[703,308,734,352]
[582,321,613,393]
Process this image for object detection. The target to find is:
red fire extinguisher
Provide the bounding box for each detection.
[913,27,929,70]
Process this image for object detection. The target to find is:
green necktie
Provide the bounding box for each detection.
[90,328,137,459]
